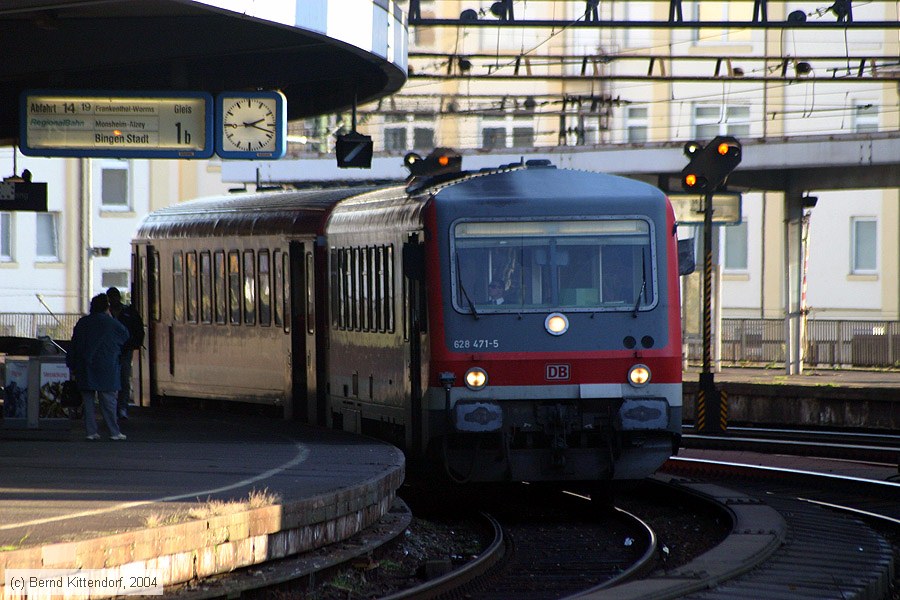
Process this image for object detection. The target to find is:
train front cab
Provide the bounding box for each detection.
[422,167,683,483]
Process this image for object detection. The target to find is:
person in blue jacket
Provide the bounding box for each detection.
[66,293,130,440]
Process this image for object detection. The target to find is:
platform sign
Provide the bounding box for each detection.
[20,90,214,158]
[669,192,742,225]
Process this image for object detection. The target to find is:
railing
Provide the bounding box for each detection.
[686,319,900,369]
[0,313,81,342]
[2,313,897,369]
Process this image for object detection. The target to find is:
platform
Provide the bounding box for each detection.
[0,406,404,596]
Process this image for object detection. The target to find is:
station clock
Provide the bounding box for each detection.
[216,90,286,159]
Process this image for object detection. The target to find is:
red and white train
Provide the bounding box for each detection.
[132,160,683,483]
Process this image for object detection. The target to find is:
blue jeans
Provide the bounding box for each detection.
[82,390,121,437]
[116,354,133,417]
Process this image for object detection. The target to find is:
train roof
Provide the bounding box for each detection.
[429,165,666,207]
[134,186,378,240]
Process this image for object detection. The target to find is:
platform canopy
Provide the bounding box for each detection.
[0,0,408,144]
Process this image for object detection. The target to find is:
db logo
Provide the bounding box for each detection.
[545,364,570,380]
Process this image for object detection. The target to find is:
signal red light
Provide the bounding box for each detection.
[684,173,698,187]
[717,143,729,155]
[438,155,450,167]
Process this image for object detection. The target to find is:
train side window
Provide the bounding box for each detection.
[243,250,256,325]
[283,251,291,333]
[258,250,271,327]
[152,250,161,322]
[172,252,184,322]
[228,250,241,325]
[351,247,359,330]
[374,247,383,332]
[385,245,394,332]
[132,251,142,317]
[200,251,212,324]
[305,251,315,334]
[214,251,226,324]
[360,246,369,331]
[185,251,198,323]
[273,250,283,328]
[342,248,352,330]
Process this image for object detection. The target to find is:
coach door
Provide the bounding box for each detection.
[136,244,158,407]
[288,241,317,423]
[403,233,427,454]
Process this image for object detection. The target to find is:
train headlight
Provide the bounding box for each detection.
[628,364,651,387]
[465,367,488,390]
[544,313,569,336]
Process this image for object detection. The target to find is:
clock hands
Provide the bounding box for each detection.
[224,118,274,134]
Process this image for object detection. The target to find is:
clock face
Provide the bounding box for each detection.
[222,97,277,152]
[215,91,286,159]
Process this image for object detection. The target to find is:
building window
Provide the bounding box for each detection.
[1,212,12,261]
[101,270,129,290]
[722,221,748,271]
[851,217,877,273]
[854,103,878,133]
[383,114,435,152]
[693,104,750,140]
[626,106,649,143]
[481,114,534,150]
[35,212,59,260]
[384,127,407,152]
[101,165,129,209]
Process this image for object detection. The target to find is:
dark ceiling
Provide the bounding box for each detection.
[0,0,407,144]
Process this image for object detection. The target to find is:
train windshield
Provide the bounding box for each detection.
[452,219,655,313]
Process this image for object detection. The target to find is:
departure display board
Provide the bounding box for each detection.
[20,91,214,158]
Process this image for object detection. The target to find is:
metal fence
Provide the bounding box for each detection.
[687,318,900,369]
[0,313,81,341]
[2,313,897,369]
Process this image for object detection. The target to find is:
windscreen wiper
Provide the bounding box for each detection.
[632,248,647,319]
[455,253,480,320]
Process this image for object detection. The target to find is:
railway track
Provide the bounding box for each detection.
[654,456,898,600]
[174,430,900,599]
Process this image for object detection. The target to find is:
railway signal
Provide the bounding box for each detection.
[681,136,742,193]
[682,136,742,434]
[404,148,463,177]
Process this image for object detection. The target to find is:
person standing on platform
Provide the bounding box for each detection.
[67,293,129,441]
[106,286,144,420]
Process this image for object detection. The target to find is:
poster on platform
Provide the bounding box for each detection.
[40,362,71,419]
[3,360,29,418]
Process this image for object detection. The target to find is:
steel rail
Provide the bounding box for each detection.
[380,511,505,600]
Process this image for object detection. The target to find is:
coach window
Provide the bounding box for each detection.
[243,250,256,325]
[305,251,314,334]
[273,250,283,328]
[172,252,184,322]
[152,251,160,322]
[360,247,370,331]
[185,251,198,323]
[228,250,241,325]
[258,250,271,326]
[353,248,362,330]
[199,251,212,324]
[214,251,226,324]
[373,247,384,332]
[385,245,395,332]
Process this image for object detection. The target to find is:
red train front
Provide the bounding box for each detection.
[420,164,683,482]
